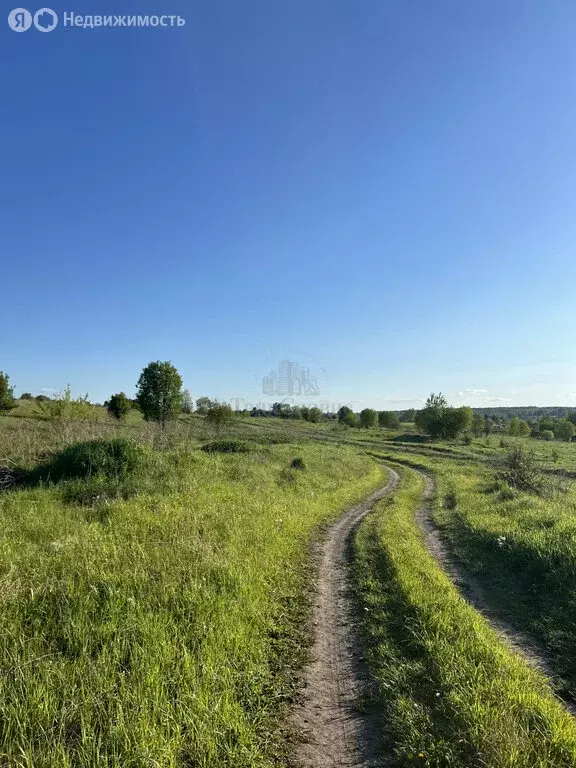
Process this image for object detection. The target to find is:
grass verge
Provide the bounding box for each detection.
[354,461,576,767]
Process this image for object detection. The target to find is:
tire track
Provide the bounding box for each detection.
[398,461,576,715]
[292,468,400,768]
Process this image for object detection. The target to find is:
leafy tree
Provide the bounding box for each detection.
[206,401,235,427]
[538,417,556,434]
[136,361,183,428]
[541,429,555,442]
[426,392,448,409]
[337,405,353,424]
[195,397,213,415]
[20,392,33,400]
[472,413,485,437]
[378,410,399,429]
[106,392,131,420]
[0,372,15,412]
[181,389,194,414]
[568,413,576,428]
[483,417,494,436]
[359,408,378,428]
[399,408,416,423]
[343,411,359,427]
[508,416,530,438]
[443,407,473,439]
[272,402,292,418]
[306,407,323,423]
[415,394,472,440]
[554,418,575,442]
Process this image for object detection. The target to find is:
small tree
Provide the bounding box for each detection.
[0,372,15,412]
[497,445,545,495]
[508,416,530,438]
[415,394,472,440]
[306,406,323,423]
[337,405,353,424]
[378,410,399,429]
[541,429,555,442]
[359,408,378,428]
[136,361,183,428]
[195,396,213,414]
[343,411,359,428]
[181,389,194,414]
[206,401,235,427]
[106,392,131,420]
[20,392,33,400]
[554,418,575,442]
[472,413,485,438]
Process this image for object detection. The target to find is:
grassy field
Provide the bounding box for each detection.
[0,415,383,767]
[354,461,576,767]
[3,410,576,766]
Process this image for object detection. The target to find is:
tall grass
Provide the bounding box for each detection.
[354,462,576,767]
[428,454,576,692]
[0,440,383,766]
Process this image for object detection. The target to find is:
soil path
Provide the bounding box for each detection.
[292,468,400,768]
[408,464,576,714]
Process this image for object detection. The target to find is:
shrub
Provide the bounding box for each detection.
[290,457,306,470]
[205,402,235,427]
[20,393,33,400]
[541,430,555,442]
[359,408,378,428]
[0,372,15,412]
[343,411,359,428]
[554,418,575,442]
[337,405,353,424]
[201,440,249,454]
[378,410,400,429]
[106,392,131,420]
[495,445,545,496]
[38,386,101,422]
[47,438,150,482]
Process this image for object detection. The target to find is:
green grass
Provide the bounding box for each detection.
[0,437,383,767]
[425,452,576,693]
[354,461,576,767]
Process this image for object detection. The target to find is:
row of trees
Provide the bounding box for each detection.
[5,365,576,442]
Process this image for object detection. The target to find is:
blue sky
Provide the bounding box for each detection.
[2,1,576,410]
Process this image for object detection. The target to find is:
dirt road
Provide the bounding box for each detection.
[292,468,399,768]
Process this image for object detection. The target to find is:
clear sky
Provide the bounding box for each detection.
[2,1,576,410]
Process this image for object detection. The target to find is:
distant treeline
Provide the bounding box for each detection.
[464,406,576,422]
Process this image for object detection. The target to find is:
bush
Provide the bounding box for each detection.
[205,402,235,427]
[106,392,131,420]
[541,430,555,442]
[359,408,378,428]
[47,438,150,482]
[201,440,250,454]
[39,386,102,422]
[0,372,15,412]
[290,457,306,470]
[378,410,400,429]
[495,445,545,496]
